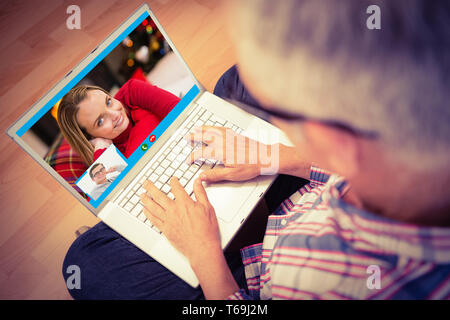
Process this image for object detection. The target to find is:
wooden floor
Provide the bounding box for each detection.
[0,0,236,299]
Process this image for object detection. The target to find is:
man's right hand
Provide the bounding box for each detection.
[185,126,277,183]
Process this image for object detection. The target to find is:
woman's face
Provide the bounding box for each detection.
[76,89,130,140]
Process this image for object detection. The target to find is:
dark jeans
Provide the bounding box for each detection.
[62,65,307,300]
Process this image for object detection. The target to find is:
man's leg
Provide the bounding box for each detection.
[214,65,308,213]
[62,222,247,299]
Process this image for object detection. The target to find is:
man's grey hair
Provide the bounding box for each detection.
[231,0,450,168]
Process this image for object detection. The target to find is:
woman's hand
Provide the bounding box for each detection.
[90,137,113,151]
[185,126,277,183]
[140,177,222,264]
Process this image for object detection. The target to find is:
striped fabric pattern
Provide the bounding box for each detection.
[227,167,450,300]
[44,134,88,199]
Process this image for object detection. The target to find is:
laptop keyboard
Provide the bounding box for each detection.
[115,104,243,235]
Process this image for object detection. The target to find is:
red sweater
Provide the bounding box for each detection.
[93,79,180,160]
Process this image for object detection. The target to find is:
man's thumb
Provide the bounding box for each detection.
[199,167,232,182]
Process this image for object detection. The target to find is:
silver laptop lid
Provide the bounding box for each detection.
[7,3,205,215]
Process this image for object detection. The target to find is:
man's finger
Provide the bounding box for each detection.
[143,180,172,208]
[198,167,236,182]
[140,193,165,223]
[169,177,191,202]
[193,178,210,205]
[143,207,164,231]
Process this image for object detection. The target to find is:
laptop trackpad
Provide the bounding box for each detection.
[204,180,258,223]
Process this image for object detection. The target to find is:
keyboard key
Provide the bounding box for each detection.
[159,174,170,184]
[154,181,163,189]
[154,166,164,175]
[179,177,188,187]
[179,162,190,172]
[183,170,194,180]
[136,187,146,196]
[149,173,159,183]
[176,153,187,163]
[173,170,183,179]
[172,145,182,154]
[167,153,176,162]
[130,195,140,205]
[184,178,195,196]
[151,161,160,170]
[178,139,188,148]
[168,192,175,200]
[200,110,212,121]
[182,146,192,155]
[161,184,171,194]
[160,159,171,168]
[189,163,201,172]
[170,160,181,169]
[211,115,226,125]
[165,167,175,176]
[137,212,147,222]
[224,121,233,128]
[124,202,134,212]
[119,197,128,207]
[131,204,143,217]
[194,120,204,128]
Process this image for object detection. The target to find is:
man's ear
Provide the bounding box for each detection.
[302,122,361,178]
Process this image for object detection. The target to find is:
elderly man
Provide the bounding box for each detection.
[63,0,450,299]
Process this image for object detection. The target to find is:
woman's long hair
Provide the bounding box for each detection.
[57,85,110,166]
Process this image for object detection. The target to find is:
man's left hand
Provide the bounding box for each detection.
[140,177,222,264]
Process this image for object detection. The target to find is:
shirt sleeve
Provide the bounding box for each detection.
[120,79,181,120]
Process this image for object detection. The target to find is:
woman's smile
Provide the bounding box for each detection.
[76,89,130,140]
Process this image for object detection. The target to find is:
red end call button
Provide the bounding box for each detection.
[149,135,156,142]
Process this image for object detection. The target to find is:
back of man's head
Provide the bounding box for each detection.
[232,0,450,168]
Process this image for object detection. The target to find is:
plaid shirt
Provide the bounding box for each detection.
[227,167,450,300]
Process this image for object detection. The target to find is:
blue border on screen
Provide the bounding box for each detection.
[14,8,202,209]
[83,83,200,208]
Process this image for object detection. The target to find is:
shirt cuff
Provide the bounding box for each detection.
[309,165,332,187]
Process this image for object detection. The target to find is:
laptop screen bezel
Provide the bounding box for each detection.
[6,3,205,215]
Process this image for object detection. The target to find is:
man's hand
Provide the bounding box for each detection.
[105,166,117,174]
[185,126,276,183]
[140,176,240,299]
[140,177,222,264]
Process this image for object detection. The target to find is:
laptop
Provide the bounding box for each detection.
[6,3,289,287]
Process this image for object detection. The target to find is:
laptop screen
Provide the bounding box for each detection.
[12,10,199,209]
